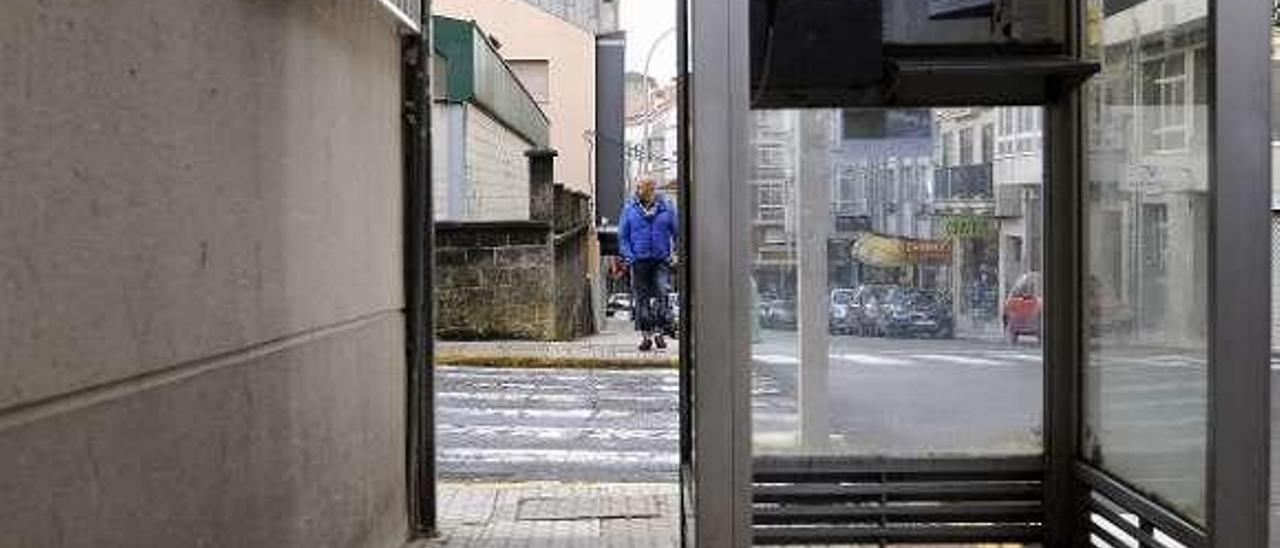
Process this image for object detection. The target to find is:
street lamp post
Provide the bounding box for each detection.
[638,26,676,187]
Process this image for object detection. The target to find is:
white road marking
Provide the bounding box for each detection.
[438,407,636,420]
[437,424,679,441]
[437,391,674,404]
[908,354,1020,367]
[440,448,679,465]
[754,354,800,365]
[832,353,912,366]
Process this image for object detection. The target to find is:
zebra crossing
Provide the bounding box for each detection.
[437,366,681,482]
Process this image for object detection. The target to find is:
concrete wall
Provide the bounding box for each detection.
[0,0,408,546]
[435,0,597,196]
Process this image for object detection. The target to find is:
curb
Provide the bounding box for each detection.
[434,353,678,369]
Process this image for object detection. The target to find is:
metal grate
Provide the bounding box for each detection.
[1078,464,1207,548]
[752,456,1043,545]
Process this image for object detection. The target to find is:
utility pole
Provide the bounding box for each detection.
[797,110,832,449]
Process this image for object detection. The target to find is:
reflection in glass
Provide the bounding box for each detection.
[1081,0,1209,524]
[749,107,1044,458]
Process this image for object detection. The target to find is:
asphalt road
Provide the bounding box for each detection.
[438,327,1273,532]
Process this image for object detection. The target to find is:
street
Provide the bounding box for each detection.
[438,328,1265,528]
[439,331,1045,481]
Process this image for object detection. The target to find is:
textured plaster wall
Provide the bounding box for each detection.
[0,0,408,546]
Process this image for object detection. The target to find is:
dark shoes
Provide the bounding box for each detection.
[638,337,654,352]
[654,335,667,350]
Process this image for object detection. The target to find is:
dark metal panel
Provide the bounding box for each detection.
[1089,497,1165,547]
[753,455,1042,477]
[754,481,1042,503]
[403,1,437,537]
[1206,0,1272,547]
[754,501,1042,524]
[595,32,627,227]
[753,524,1041,545]
[1077,464,1206,547]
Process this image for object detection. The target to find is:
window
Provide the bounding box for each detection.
[958,127,974,165]
[507,59,550,104]
[941,132,954,166]
[1017,108,1034,153]
[981,123,993,164]
[762,227,787,244]
[1143,52,1190,153]
[1083,1,1209,524]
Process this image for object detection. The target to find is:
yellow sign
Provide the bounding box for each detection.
[851,233,952,267]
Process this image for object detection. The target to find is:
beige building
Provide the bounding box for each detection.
[435,0,599,196]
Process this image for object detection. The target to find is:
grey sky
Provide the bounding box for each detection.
[619,0,677,82]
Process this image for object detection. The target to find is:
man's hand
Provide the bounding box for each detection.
[668,253,679,266]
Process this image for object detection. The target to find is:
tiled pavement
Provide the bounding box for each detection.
[431,482,680,548]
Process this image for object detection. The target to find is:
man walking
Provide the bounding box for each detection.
[618,179,678,351]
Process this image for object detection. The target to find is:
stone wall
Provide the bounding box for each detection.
[436,221,555,340]
[436,185,595,341]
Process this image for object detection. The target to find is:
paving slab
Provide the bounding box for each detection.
[434,483,679,548]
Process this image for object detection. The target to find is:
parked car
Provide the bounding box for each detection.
[1002,272,1042,344]
[850,284,895,336]
[760,298,798,330]
[606,292,633,317]
[829,288,858,334]
[875,288,954,339]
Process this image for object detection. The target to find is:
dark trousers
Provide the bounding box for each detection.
[630,259,671,335]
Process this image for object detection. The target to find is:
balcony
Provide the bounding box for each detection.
[933,164,993,202]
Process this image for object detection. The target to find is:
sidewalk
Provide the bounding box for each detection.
[436,317,678,368]
[427,481,1027,547]
[430,482,680,548]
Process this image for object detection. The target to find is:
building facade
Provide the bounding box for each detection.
[434,0,609,197]
[933,108,999,321]
[432,16,551,222]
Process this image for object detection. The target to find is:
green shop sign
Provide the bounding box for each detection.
[942,215,994,239]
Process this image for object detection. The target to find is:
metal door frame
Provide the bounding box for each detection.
[683,0,1271,546]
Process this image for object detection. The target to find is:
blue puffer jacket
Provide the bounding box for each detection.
[618,196,678,262]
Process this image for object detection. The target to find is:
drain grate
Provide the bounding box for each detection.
[516,495,661,521]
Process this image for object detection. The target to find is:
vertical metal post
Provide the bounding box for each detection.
[797,110,832,449]
[690,0,753,543]
[1043,2,1085,546]
[403,0,435,537]
[676,0,695,542]
[1206,0,1271,546]
[1043,84,1086,548]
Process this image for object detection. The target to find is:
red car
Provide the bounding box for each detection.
[1002,272,1042,344]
